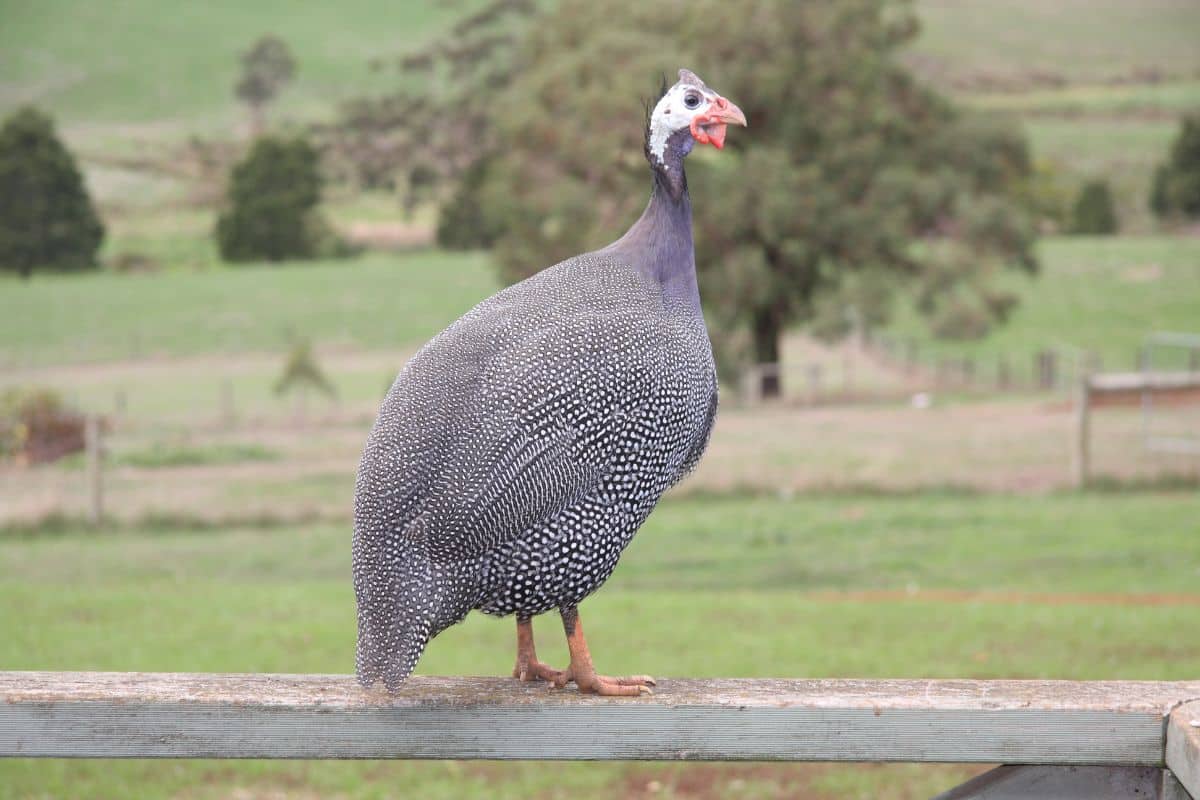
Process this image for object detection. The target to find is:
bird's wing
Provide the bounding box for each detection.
[412,308,667,563]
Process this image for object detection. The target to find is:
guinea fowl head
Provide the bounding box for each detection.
[608,68,746,303]
[645,68,747,175]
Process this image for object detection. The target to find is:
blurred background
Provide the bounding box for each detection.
[1,0,1198,797]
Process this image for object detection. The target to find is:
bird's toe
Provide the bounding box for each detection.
[513,658,566,684]
[611,674,656,687]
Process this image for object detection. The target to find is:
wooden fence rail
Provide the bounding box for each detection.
[2,673,1198,798]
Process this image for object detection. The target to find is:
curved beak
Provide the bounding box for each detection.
[711,95,748,127]
[690,94,747,150]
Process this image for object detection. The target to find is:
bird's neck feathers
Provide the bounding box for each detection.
[604,128,698,309]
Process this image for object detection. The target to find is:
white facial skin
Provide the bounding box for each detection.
[648,82,719,170]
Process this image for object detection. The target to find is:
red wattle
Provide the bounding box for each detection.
[708,123,727,149]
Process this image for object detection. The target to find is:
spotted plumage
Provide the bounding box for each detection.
[353,69,744,692]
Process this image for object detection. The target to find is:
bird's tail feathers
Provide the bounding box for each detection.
[353,518,435,692]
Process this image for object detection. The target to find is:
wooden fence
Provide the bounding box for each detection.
[2,672,1197,798]
[1073,371,1200,487]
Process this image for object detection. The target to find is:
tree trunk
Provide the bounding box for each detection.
[751,307,782,399]
[248,102,266,138]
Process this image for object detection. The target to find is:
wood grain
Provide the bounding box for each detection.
[3,673,1199,763]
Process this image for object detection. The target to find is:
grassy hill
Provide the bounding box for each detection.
[3,236,1196,369]
[3,0,1197,232]
[0,1,465,127]
[883,236,1200,371]
[0,249,496,364]
[3,0,1198,127]
[907,0,1200,88]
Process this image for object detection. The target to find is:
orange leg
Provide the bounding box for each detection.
[552,605,655,697]
[511,616,565,683]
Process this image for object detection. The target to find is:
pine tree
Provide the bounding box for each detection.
[1070,180,1118,234]
[1150,113,1200,219]
[215,136,324,262]
[0,107,104,278]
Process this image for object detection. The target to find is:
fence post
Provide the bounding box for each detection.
[85,415,103,525]
[220,379,235,429]
[1073,377,1091,489]
[961,357,975,387]
[806,363,823,406]
[1036,350,1058,391]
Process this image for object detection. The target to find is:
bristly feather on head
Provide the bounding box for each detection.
[642,73,671,162]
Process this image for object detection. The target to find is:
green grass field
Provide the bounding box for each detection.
[3,3,1199,796]
[885,235,1200,371]
[0,1,466,126]
[0,249,496,364]
[3,491,1198,798]
[4,0,1198,127]
[907,0,1200,87]
[3,0,1197,236]
[4,236,1194,375]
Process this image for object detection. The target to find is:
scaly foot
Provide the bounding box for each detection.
[512,656,565,684]
[553,666,655,696]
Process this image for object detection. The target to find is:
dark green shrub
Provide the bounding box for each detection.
[216,136,339,262]
[0,107,104,278]
[1070,180,1118,235]
[436,157,502,250]
[1150,113,1200,219]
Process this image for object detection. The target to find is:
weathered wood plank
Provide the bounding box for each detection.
[3,673,1199,762]
[1168,701,1200,799]
[1088,372,1200,393]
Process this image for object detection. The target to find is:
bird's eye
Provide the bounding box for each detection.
[683,93,701,109]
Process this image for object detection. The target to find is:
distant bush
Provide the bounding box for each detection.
[0,107,104,278]
[1070,180,1118,235]
[0,387,87,465]
[1150,113,1200,220]
[436,157,502,250]
[107,251,162,274]
[216,136,349,262]
[1017,159,1074,232]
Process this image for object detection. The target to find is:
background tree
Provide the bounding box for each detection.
[369,0,1037,396]
[215,135,328,262]
[235,35,297,136]
[1070,180,1118,234]
[0,107,104,279]
[1150,113,1200,220]
[321,0,533,206]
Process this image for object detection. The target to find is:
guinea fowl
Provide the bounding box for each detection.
[354,69,746,696]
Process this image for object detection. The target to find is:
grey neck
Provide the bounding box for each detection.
[601,130,699,310]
